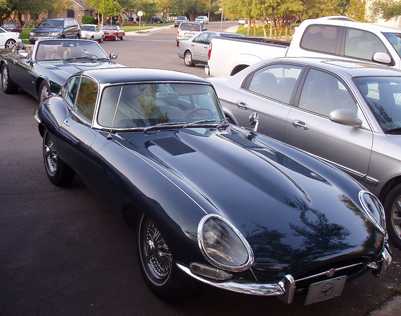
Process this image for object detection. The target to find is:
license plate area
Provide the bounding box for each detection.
[305,275,347,305]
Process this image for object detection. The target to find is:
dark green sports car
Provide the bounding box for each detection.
[0,39,123,103]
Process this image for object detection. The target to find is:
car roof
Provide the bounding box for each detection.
[270,57,401,78]
[79,68,211,85]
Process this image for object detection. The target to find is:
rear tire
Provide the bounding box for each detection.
[38,81,50,104]
[384,184,401,249]
[184,51,194,67]
[1,63,18,94]
[43,129,75,187]
[136,213,197,301]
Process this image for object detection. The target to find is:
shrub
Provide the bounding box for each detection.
[82,16,96,25]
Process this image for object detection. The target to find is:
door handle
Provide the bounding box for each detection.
[236,101,249,110]
[292,120,309,130]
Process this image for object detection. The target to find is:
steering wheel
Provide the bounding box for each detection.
[182,107,213,117]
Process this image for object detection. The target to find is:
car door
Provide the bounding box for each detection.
[6,49,37,96]
[191,33,210,62]
[229,63,303,142]
[285,67,373,185]
[57,75,97,179]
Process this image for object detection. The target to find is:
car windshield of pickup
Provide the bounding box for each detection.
[384,33,401,58]
[97,83,225,129]
[355,76,401,133]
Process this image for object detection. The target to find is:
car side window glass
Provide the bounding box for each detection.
[63,76,81,108]
[247,64,302,104]
[299,69,356,116]
[0,28,5,34]
[194,33,209,43]
[345,28,387,61]
[300,25,341,54]
[75,77,98,121]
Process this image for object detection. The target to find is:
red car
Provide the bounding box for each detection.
[100,25,125,41]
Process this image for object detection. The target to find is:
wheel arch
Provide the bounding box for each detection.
[379,176,401,204]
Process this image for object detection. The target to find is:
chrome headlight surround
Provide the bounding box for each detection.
[359,191,386,235]
[50,31,60,37]
[198,214,254,272]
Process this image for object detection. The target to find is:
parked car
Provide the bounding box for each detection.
[80,24,104,42]
[238,18,246,25]
[177,31,245,67]
[100,25,125,41]
[0,39,122,103]
[195,16,209,24]
[28,18,81,43]
[148,15,164,23]
[209,57,401,249]
[1,22,22,33]
[0,27,21,49]
[174,16,188,27]
[34,66,391,304]
[176,21,205,46]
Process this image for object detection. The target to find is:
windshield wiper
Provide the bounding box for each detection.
[143,122,187,134]
[386,127,401,134]
[184,119,219,128]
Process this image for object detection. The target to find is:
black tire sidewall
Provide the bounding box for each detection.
[384,184,401,249]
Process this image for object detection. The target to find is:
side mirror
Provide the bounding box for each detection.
[249,112,259,132]
[329,109,362,127]
[109,53,118,59]
[373,52,392,64]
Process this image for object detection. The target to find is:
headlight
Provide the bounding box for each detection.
[29,32,34,36]
[198,214,254,272]
[359,191,386,235]
[50,32,60,36]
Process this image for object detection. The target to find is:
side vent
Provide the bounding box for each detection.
[152,137,195,156]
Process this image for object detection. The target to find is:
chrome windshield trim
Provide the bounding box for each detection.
[177,263,290,297]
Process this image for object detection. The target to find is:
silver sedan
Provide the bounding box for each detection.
[177,31,245,67]
[209,57,401,249]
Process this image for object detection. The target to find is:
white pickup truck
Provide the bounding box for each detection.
[205,16,401,77]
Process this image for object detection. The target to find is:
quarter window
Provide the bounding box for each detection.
[247,64,302,104]
[345,29,387,61]
[299,69,356,116]
[63,76,81,108]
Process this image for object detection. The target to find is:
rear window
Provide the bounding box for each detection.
[300,25,341,54]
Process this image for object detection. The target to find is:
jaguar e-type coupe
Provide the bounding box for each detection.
[34,68,392,305]
[0,39,122,103]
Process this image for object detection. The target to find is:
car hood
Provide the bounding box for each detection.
[119,127,384,279]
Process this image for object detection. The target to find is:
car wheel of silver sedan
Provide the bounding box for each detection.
[384,184,401,249]
[5,39,16,49]
[137,213,197,301]
[1,63,18,94]
[184,51,194,67]
[43,129,75,187]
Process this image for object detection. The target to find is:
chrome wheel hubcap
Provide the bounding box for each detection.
[44,138,58,175]
[143,219,172,281]
[2,68,8,89]
[391,198,401,237]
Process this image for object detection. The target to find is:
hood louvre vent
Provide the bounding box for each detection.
[222,134,262,149]
[152,137,195,156]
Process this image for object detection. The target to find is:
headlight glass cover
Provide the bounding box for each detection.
[359,191,386,235]
[198,214,254,272]
[50,32,60,36]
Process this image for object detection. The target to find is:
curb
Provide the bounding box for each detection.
[125,24,174,36]
[368,295,401,315]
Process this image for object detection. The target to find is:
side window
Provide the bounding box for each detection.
[299,69,356,116]
[247,64,302,104]
[63,76,81,108]
[194,33,209,43]
[345,28,387,61]
[300,25,341,54]
[75,77,98,121]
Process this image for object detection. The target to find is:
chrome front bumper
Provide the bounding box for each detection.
[177,245,392,304]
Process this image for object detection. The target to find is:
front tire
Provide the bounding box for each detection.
[121,34,125,40]
[384,185,401,249]
[184,51,194,67]
[99,36,103,43]
[5,39,16,49]
[38,81,50,104]
[43,129,75,187]
[114,35,117,41]
[136,213,197,301]
[1,63,18,94]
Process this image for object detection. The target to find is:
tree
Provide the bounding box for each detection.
[370,0,401,21]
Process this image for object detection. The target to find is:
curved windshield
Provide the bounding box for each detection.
[38,19,63,28]
[97,83,225,129]
[384,32,401,58]
[35,40,108,61]
[101,25,118,30]
[81,25,96,31]
[354,76,401,133]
